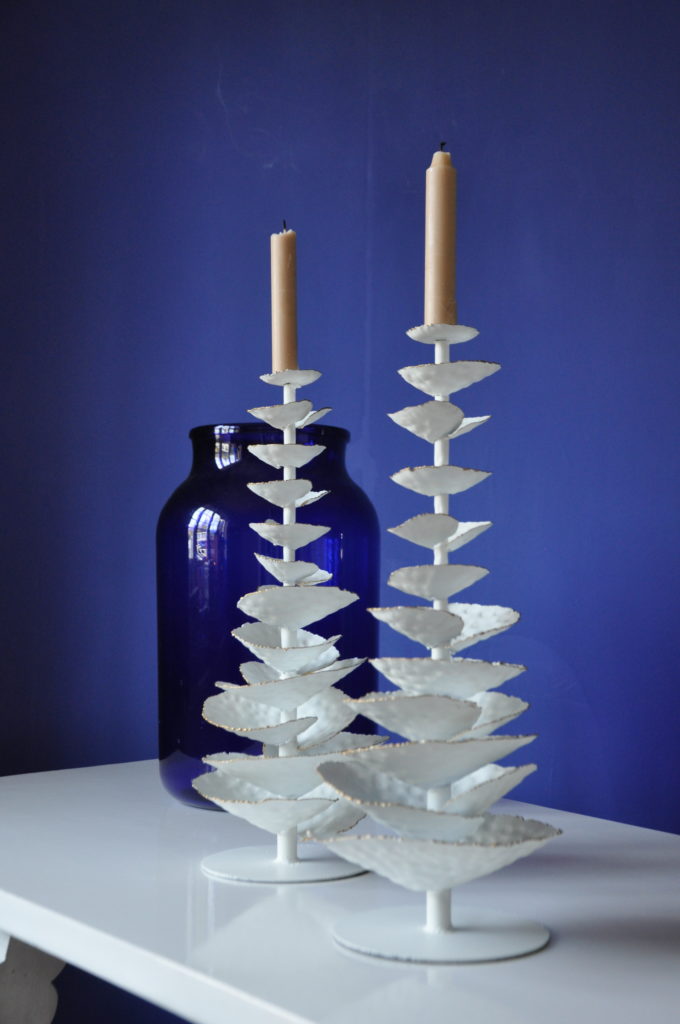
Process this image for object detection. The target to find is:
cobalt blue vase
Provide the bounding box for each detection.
[157,422,379,809]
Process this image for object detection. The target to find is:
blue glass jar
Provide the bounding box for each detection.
[157,423,379,809]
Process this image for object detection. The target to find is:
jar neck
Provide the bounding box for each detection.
[189,423,350,475]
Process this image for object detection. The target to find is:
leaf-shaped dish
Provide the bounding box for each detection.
[345,692,480,742]
[371,656,526,698]
[260,368,321,387]
[232,622,340,674]
[253,554,331,586]
[406,324,479,345]
[215,737,382,798]
[194,770,333,833]
[447,763,537,815]
[448,603,520,652]
[388,563,488,601]
[247,479,312,508]
[317,761,484,842]
[451,415,491,438]
[299,799,365,840]
[388,513,460,549]
[249,521,330,551]
[295,687,357,748]
[392,465,490,497]
[398,360,500,397]
[238,585,357,629]
[248,443,325,470]
[388,400,464,443]
[203,691,316,744]
[369,606,464,648]
[220,658,363,712]
[297,407,331,428]
[322,815,560,892]
[463,692,529,738]
[350,735,534,788]
[247,399,313,430]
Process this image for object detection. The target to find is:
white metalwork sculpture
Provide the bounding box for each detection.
[193,369,380,883]
[319,324,560,961]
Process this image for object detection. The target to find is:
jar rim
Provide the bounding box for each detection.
[189,422,350,442]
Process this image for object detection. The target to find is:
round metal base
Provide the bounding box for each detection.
[201,845,366,884]
[333,905,551,963]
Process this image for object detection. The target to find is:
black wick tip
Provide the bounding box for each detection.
[440,140,446,150]
[282,219,287,231]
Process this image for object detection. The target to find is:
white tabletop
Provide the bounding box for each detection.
[0,760,677,1024]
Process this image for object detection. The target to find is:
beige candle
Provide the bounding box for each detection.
[424,149,457,325]
[270,227,298,372]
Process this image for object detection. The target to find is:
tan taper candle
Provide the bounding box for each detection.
[270,228,298,372]
[424,150,457,325]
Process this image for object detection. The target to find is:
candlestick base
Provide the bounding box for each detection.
[200,845,366,884]
[332,905,551,963]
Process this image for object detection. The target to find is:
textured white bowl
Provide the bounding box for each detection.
[317,761,424,807]
[351,735,534,788]
[299,799,365,840]
[296,406,331,428]
[388,563,488,601]
[247,478,311,508]
[322,815,560,892]
[232,622,340,674]
[219,658,363,712]
[247,399,313,430]
[448,603,520,652]
[260,368,321,387]
[388,515,493,557]
[398,359,501,397]
[317,761,484,842]
[295,489,329,507]
[388,513,460,548]
[388,400,464,443]
[237,585,357,629]
[446,763,537,815]
[193,771,332,833]
[463,692,529,738]
[450,415,491,438]
[406,323,479,345]
[345,692,480,742]
[445,521,494,553]
[369,606,464,648]
[212,753,336,798]
[253,555,331,586]
[203,691,316,744]
[214,736,382,798]
[193,766,274,802]
[302,732,385,756]
[238,660,280,684]
[249,520,330,551]
[392,465,490,497]
[371,656,526,698]
[295,687,357,748]
[248,443,325,470]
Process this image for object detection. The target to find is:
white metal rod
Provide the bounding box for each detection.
[425,889,452,933]
[276,828,298,864]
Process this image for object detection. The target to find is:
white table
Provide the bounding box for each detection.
[0,760,677,1024]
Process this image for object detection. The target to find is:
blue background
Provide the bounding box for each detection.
[2,1,678,1020]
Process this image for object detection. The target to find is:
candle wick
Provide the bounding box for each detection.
[282,219,287,231]
[440,140,446,150]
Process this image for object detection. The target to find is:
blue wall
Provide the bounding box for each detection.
[2,0,679,1018]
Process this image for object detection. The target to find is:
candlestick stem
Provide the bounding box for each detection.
[425,890,452,933]
[277,827,299,864]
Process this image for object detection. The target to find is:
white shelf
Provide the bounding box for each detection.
[0,760,676,1024]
